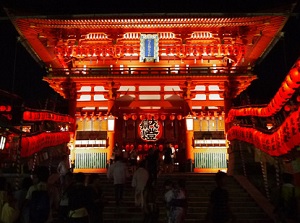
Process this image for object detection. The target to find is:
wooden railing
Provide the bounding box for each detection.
[48,66,252,77]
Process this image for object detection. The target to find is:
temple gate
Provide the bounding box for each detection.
[7,10,289,173]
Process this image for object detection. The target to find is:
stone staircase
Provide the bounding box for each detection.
[99,173,275,223]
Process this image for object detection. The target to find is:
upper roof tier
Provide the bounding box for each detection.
[7,10,292,70]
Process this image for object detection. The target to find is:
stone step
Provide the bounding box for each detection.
[47,173,272,223]
[99,173,273,222]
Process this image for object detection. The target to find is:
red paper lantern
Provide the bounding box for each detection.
[144,144,149,151]
[139,114,145,120]
[23,111,32,121]
[125,144,130,151]
[132,114,137,120]
[289,67,300,83]
[177,114,182,120]
[285,74,299,89]
[138,144,143,151]
[158,144,163,151]
[123,114,128,120]
[160,115,166,120]
[284,105,291,112]
[170,114,175,120]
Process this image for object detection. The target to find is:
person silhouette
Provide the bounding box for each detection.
[205,171,236,223]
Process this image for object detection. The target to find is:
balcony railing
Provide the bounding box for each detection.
[47,66,253,77]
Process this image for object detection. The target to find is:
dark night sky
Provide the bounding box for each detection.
[0,0,299,112]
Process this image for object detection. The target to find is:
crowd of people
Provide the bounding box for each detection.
[0,146,299,223]
[111,142,180,177]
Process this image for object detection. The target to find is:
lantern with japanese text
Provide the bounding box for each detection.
[138,118,163,142]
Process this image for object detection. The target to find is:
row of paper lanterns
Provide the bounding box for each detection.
[123,144,178,152]
[23,110,74,123]
[123,112,225,121]
[123,114,183,121]
[227,108,300,156]
[226,61,300,122]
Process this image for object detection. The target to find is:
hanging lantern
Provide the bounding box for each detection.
[132,114,137,120]
[284,104,291,112]
[289,67,300,84]
[177,114,182,120]
[281,82,294,98]
[23,111,32,121]
[107,114,115,132]
[147,114,152,120]
[125,144,130,151]
[144,144,149,151]
[158,144,163,151]
[160,114,166,120]
[170,114,175,121]
[285,74,299,89]
[185,113,194,131]
[139,114,145,120]
[154,114,159,120]
[123,114,128,121]
[138,144,143,151]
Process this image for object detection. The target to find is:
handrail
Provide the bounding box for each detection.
[47,66,253,77]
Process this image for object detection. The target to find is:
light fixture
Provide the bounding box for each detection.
[185,113,194,131]
[0,135,6,150]
[107,114,115,131]
[266,123,273,130]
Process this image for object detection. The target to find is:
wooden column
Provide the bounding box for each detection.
[185,130,194,161]
[105,80,117,161]
[107,130,115,161]
[223,81,233,132]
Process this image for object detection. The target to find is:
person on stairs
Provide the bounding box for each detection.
[67,172,94,223]
[143,178,159,223]
[205,170,236,223]
[132,160,149,208]
[107,155,130,206]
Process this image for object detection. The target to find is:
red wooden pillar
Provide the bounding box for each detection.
[185,130,194,161]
